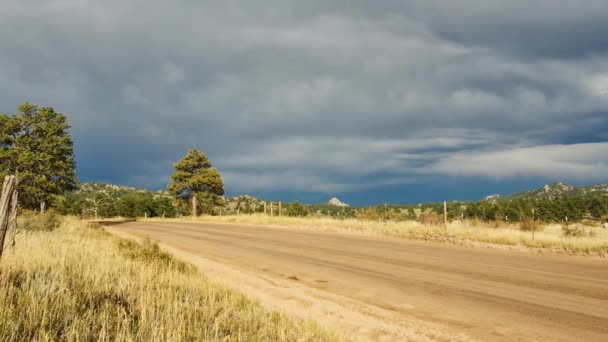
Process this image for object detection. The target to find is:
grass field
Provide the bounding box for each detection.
[0,216,340,341]
[143,214,608,256]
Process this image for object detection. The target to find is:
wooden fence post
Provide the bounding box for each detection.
[8,188,18,248]
[532,208,535,241]
[192,195,197,218]
[0,175,17,259]
[270,203,274,217]
[279,201,282,217]
[443,201,448,227]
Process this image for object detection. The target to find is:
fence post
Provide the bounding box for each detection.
[279,201,282,217]
[0,175,17,259]
[443,201,447,226]
[532,208,535,240]
[270,203,274,217]
[192,195,197,218]
[8,189,18,248]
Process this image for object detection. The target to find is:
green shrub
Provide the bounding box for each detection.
[285,201,309,217]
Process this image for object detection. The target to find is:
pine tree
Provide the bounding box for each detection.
[286,201,308,217]
[0,103,77,210]
[167,149,224,216]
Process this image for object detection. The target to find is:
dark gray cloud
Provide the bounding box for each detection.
[412,1,608,59]
[1,0,607,201]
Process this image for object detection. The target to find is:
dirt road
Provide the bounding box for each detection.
[110,221,608,341]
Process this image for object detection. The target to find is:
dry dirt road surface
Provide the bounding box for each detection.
[109,221,608,341]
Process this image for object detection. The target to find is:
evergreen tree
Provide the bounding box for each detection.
[167,149,224,216]
[286,201,308,217]
[0,103,77,210]
[153,197,177,218]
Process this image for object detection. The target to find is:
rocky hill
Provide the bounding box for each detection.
[487,182,608,201]
[74,182,169,200]
[70,185,278,215]
[328,197,350,207]
[223,195,266,214]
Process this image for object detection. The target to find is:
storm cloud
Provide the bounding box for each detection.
[1,0,607,203]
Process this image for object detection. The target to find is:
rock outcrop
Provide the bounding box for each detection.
[328,197,350,207]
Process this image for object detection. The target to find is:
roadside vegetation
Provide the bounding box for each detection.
[0,215,340,341]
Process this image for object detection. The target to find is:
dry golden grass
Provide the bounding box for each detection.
[143,214,608,256]
[0,217,340,341]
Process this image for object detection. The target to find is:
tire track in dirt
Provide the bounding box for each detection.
[109,221,608,341]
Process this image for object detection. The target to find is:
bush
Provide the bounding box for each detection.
[562,224,593,238]
[20,211,61,232]
[355,207,381,221]
[418,210,443,226]
[519,217,539,232]
[285,201,309,217]
[385,209,409,222]
[580,220,598,227]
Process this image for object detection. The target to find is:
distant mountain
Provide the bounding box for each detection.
[485,182,608,201]
[328,197,350,207]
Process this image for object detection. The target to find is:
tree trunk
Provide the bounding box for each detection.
[192,195,197,217]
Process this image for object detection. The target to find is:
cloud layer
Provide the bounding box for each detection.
[1,1,607,202]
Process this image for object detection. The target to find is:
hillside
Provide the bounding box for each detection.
[487,182,608,201]
[74,182,168,200]
[223,195,267,214]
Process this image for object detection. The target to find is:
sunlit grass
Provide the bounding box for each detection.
[0,216,340,341]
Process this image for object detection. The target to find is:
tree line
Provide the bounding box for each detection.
[2,102,607,223]
[56,190,607,223]
[350,196,608,224]
[56,192,177,218]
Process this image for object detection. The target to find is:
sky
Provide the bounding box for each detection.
[1,1,608,206]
